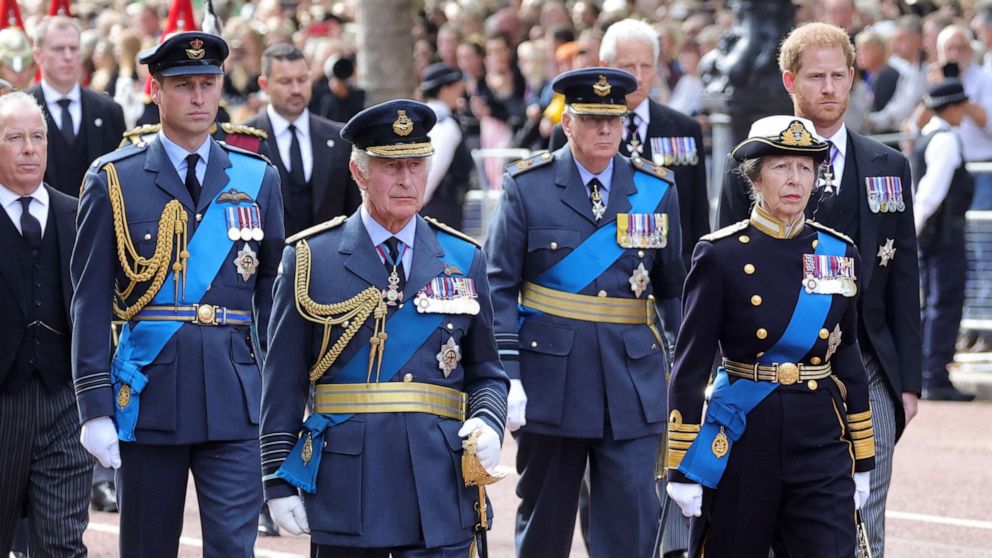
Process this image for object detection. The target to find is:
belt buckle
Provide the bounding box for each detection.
[194,304,219,325]
[777,362,800,385]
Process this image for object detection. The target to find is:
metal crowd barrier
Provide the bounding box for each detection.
[963,210,992,332]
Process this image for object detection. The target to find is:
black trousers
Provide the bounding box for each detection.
[313,538,473,558]
[0,377,91,557]
[690,381,856,558]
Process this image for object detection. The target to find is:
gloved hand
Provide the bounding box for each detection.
[854,472,871,510]
[80,416,121,469]
[458,417,502,474]
[269,495,310,535]
[666,481,703,517]
[506,378,527,432]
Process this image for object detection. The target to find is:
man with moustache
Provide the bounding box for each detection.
[0,91,90,558]
[718,22,921,557]
[550,18,709,266]
[246,43,360,238]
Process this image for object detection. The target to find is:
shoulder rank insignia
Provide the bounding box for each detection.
[221,122,268,139]
[286,215,347,244]
[119,123,160,148]
[631,156,675,183]
[507,151,553,177]
[701,219,749,242]
[806,220,854,245]
[424,216,481,247]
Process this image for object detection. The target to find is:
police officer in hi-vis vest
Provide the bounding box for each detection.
[259,99,509,557]
[485,67,685,558]
[71,32,284,557]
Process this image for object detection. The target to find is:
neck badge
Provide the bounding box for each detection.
[803,253,857,297]
[877,238,896,267]
[436,336,462,378]
[617,213,668,249]
[590,182,606,221]
[233,243,259,281]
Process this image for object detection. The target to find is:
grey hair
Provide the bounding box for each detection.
[0,91,47,135]
[735,158,765,205]
[349,148,433,184]
[33,15,82,49]
[600,19,660,64]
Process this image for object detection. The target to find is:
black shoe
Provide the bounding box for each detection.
[922,385,976,402]
[663,552,688,558]
[91,480,118,512]
[258,505,280,537]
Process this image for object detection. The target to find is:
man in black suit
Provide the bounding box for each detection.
[550,18,710,266]
[0,91,90,557]
[30,15,125,197]
[247,43,361,237]
[718,23,921,558]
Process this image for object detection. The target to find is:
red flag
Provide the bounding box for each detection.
[145,0,199,95]
[48,0,72,16]
[0,0,24,30]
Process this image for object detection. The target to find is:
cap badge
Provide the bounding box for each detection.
[780,121,813,147]
[392,109,413,136]
[186,38,205,60]
[592,75,611,97]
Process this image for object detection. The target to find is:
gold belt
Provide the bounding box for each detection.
[722,358,832,385]
[313,382,466,421]
[520,281,657,325]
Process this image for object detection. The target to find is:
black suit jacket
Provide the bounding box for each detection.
[0,184,76,387]
[30,86,126,197]
[870,64,901,113]
[245,109,361,230]
[550,99,710,264]
[717,130,922,438]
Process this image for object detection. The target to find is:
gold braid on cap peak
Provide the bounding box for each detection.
[294,239,388,382]
[106,162,189,320]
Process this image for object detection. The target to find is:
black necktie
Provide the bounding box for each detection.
[185,153,201,205]
[625,111,642,156]
[288,124,306,187]
[18,196,42,252]
[383,237,406,294]
[57,98,75,145]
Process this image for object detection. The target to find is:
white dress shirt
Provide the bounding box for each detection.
[40,80,82,136]
[914,117,962,235]
[0,182,49,235]
[267,105,313,182]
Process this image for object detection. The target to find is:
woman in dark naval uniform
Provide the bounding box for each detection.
[663,116,876,557]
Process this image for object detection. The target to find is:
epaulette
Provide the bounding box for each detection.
[631,156,675,184]
[91,141,146,170]
[119,123,160,148]
[506,151,553,177]
[806,220,854,245]
[219,140,269,163]
[700,219,749,242]
[221,122,268,139]
[286,215,348,244]
[424,216,481,247]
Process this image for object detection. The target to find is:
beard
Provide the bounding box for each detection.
[793,87,849,129]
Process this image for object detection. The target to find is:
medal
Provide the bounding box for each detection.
[590,182,606,221]
[384,270,403,305]
[226,207,242,240]
[414,276,480,315]
[803,253,857,296]
[629,262,650,298]
[877,238,896,267]
[617,213,667,249]
[233,243,259,281]
[436,336,462,378]
[249,205,264,241]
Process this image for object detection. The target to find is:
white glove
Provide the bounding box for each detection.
[458,417,502,474]
[80,416,121,469]
[506,378,527,432]
[854,472,871,510]
[268,495,310,535]
[666,481,703,517]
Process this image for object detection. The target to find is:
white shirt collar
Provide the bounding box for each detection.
[157,130,211,171]
[360,204,417,249]
[0,181,47,209]
[631,98,650,124]
[824,123,848,159]
[40,80,81,104]
[267,105,310,138]
[922,115,952,135]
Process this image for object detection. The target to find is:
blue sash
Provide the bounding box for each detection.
[533,171,669,293]
[277,229,477,493]
[677,230,845,488]
[111,152,266,441]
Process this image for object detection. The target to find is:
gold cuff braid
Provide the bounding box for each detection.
[294,239,387,382]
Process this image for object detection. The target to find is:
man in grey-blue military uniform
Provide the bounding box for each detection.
[260,99,509,557]
[71,32,284,557]
[485,67,685,558]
